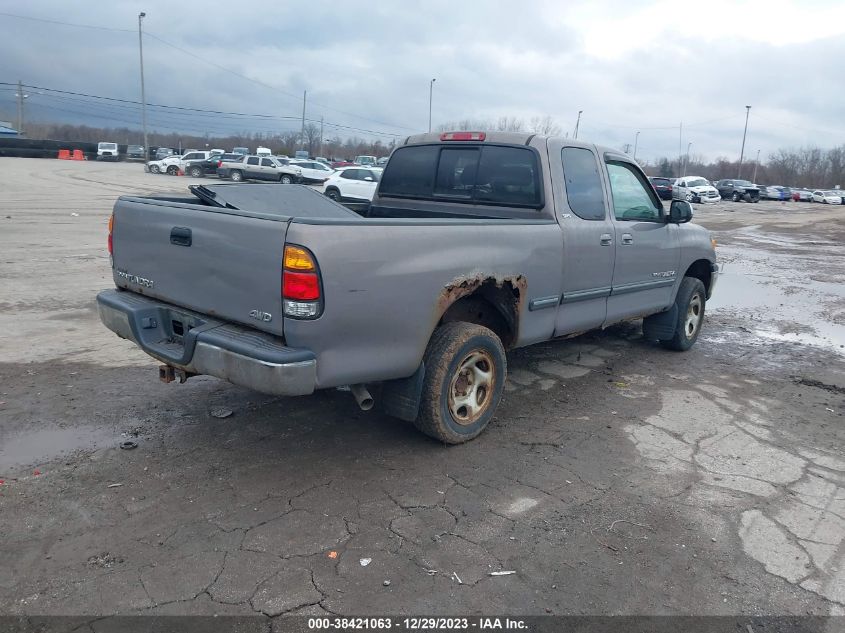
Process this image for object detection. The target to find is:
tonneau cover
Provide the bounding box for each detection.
[189,183,360,219]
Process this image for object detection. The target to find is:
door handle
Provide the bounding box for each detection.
[170,227,192,247]
[622,233,633,245]
[600,234,613,246]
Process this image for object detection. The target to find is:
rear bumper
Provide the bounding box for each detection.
[96,289,316,396]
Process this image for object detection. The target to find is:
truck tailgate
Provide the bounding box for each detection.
[111,198,288,336]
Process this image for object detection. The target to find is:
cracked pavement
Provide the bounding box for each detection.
[0,160,844,619]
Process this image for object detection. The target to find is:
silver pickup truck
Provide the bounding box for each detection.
[97,132,717,443]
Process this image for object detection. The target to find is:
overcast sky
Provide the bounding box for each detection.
[1,0,844,163]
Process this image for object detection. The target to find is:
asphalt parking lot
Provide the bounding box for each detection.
[1,159,844,621]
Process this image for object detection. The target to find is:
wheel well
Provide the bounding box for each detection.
[684,259,712,294]
[437,277,524,349]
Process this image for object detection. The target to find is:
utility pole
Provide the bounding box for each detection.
[15,80,28,135]
[428,78,436,133]
[752,148,761,183]
[633,131,640,160]
[138,12,149,159]
[319,116,324,158]
[300,90,307,151]
[573,110,582,139]
[684,142,692,177]
[738,105,751,178]
[678,122,683,177]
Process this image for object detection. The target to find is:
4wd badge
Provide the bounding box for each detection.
[249,310,272,322]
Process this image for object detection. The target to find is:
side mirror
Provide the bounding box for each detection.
[668,200,693,223]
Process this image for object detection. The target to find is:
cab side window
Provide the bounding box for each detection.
[261,158,274,167]
[560,147,605,220]
[247,157,259,166]
[606,161,662,222]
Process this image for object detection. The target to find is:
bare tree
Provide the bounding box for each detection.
[529,115,561,136]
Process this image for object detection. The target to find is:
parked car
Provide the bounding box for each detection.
[184,156,224,178]
[126,145,145,161]
[811,190,844,204]
[322,167,382,203]
[376,157,389,167]
[315,157,329,164]
[97,132,717,444]
[758,186,781,200]
[217,155,302,183]
[294,150,309,160]
[290,159,335,184]
[97,142,119,161]
[672,177,720,203]
[354,155,377,167]
[792,188,812,202]
[716,179,760,202]
[648,177,674,200]
[330,160,355,169]
[154,147,176,160]
[232,147,249,156]
[147,155,184,175]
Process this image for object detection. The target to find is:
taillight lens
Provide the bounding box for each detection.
[107,213,114,265]
[282,244,322,319]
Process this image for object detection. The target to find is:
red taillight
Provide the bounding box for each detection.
[283,271,320,301]
[217,160,222,167]
[108,233,113,255]
[107,213,114,256]
[440,131,486,141]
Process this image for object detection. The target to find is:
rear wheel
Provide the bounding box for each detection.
[414,322,506,444]
[230,170,243,182]
[189,166,203,178]
[659,277,706,351]
[166,165,179,176]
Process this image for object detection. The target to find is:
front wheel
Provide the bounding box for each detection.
[279,174,293,184]
[731,191,741,202]
[149,164,160,174]
[685,193,694,202]
[326,188,341,202]
[414,322,506,444]
[659,277,706,351]
[230,170,243,182]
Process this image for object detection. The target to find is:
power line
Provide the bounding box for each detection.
[0,11,417,133]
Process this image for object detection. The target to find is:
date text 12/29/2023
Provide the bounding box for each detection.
[308,618,528,631]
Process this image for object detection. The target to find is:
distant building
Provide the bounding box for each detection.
[0,121,20,137]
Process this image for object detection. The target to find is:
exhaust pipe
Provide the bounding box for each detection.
[349,384,374,411]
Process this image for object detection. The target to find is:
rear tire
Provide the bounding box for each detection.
[659,277,706,351]
[166,165,179,176]
[230,170,243,182]
[189,166,203,178]
[414,322,506,444]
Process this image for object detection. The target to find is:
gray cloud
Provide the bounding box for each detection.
[1,0,843,162]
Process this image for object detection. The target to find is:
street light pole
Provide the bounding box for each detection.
[574,110,583,139]
[15,79,28,136]
[300,90,307,152]
[319,116,324,158]
[738,105,751,178]
[428,78,436,132]
[684,142,692,177]
[633,131,640,160]
[752,148,761,183]
[138,12,149,160]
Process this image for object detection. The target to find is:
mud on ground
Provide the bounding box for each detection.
[0,159,843,621]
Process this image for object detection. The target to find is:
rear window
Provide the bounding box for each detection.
[651,178,671,185]
[380,144,541,207]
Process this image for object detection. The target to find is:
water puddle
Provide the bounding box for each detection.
[0,425,115,472]
[710,247,845,354]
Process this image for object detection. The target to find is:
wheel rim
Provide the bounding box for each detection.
[191,168,200,177]
[282,176,291,184]
[686,193,694,202]
[151,165,159,173]
[684,293,703,338]
[448,349,496,425]
[232,172,241,181]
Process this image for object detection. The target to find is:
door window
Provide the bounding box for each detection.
[560,147,605,220]
[247,157,260,166]
[606,161,662,222]
[261,158,274,167]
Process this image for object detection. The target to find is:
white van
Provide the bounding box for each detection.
[97,142,119,161]
[256,146,272,157]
